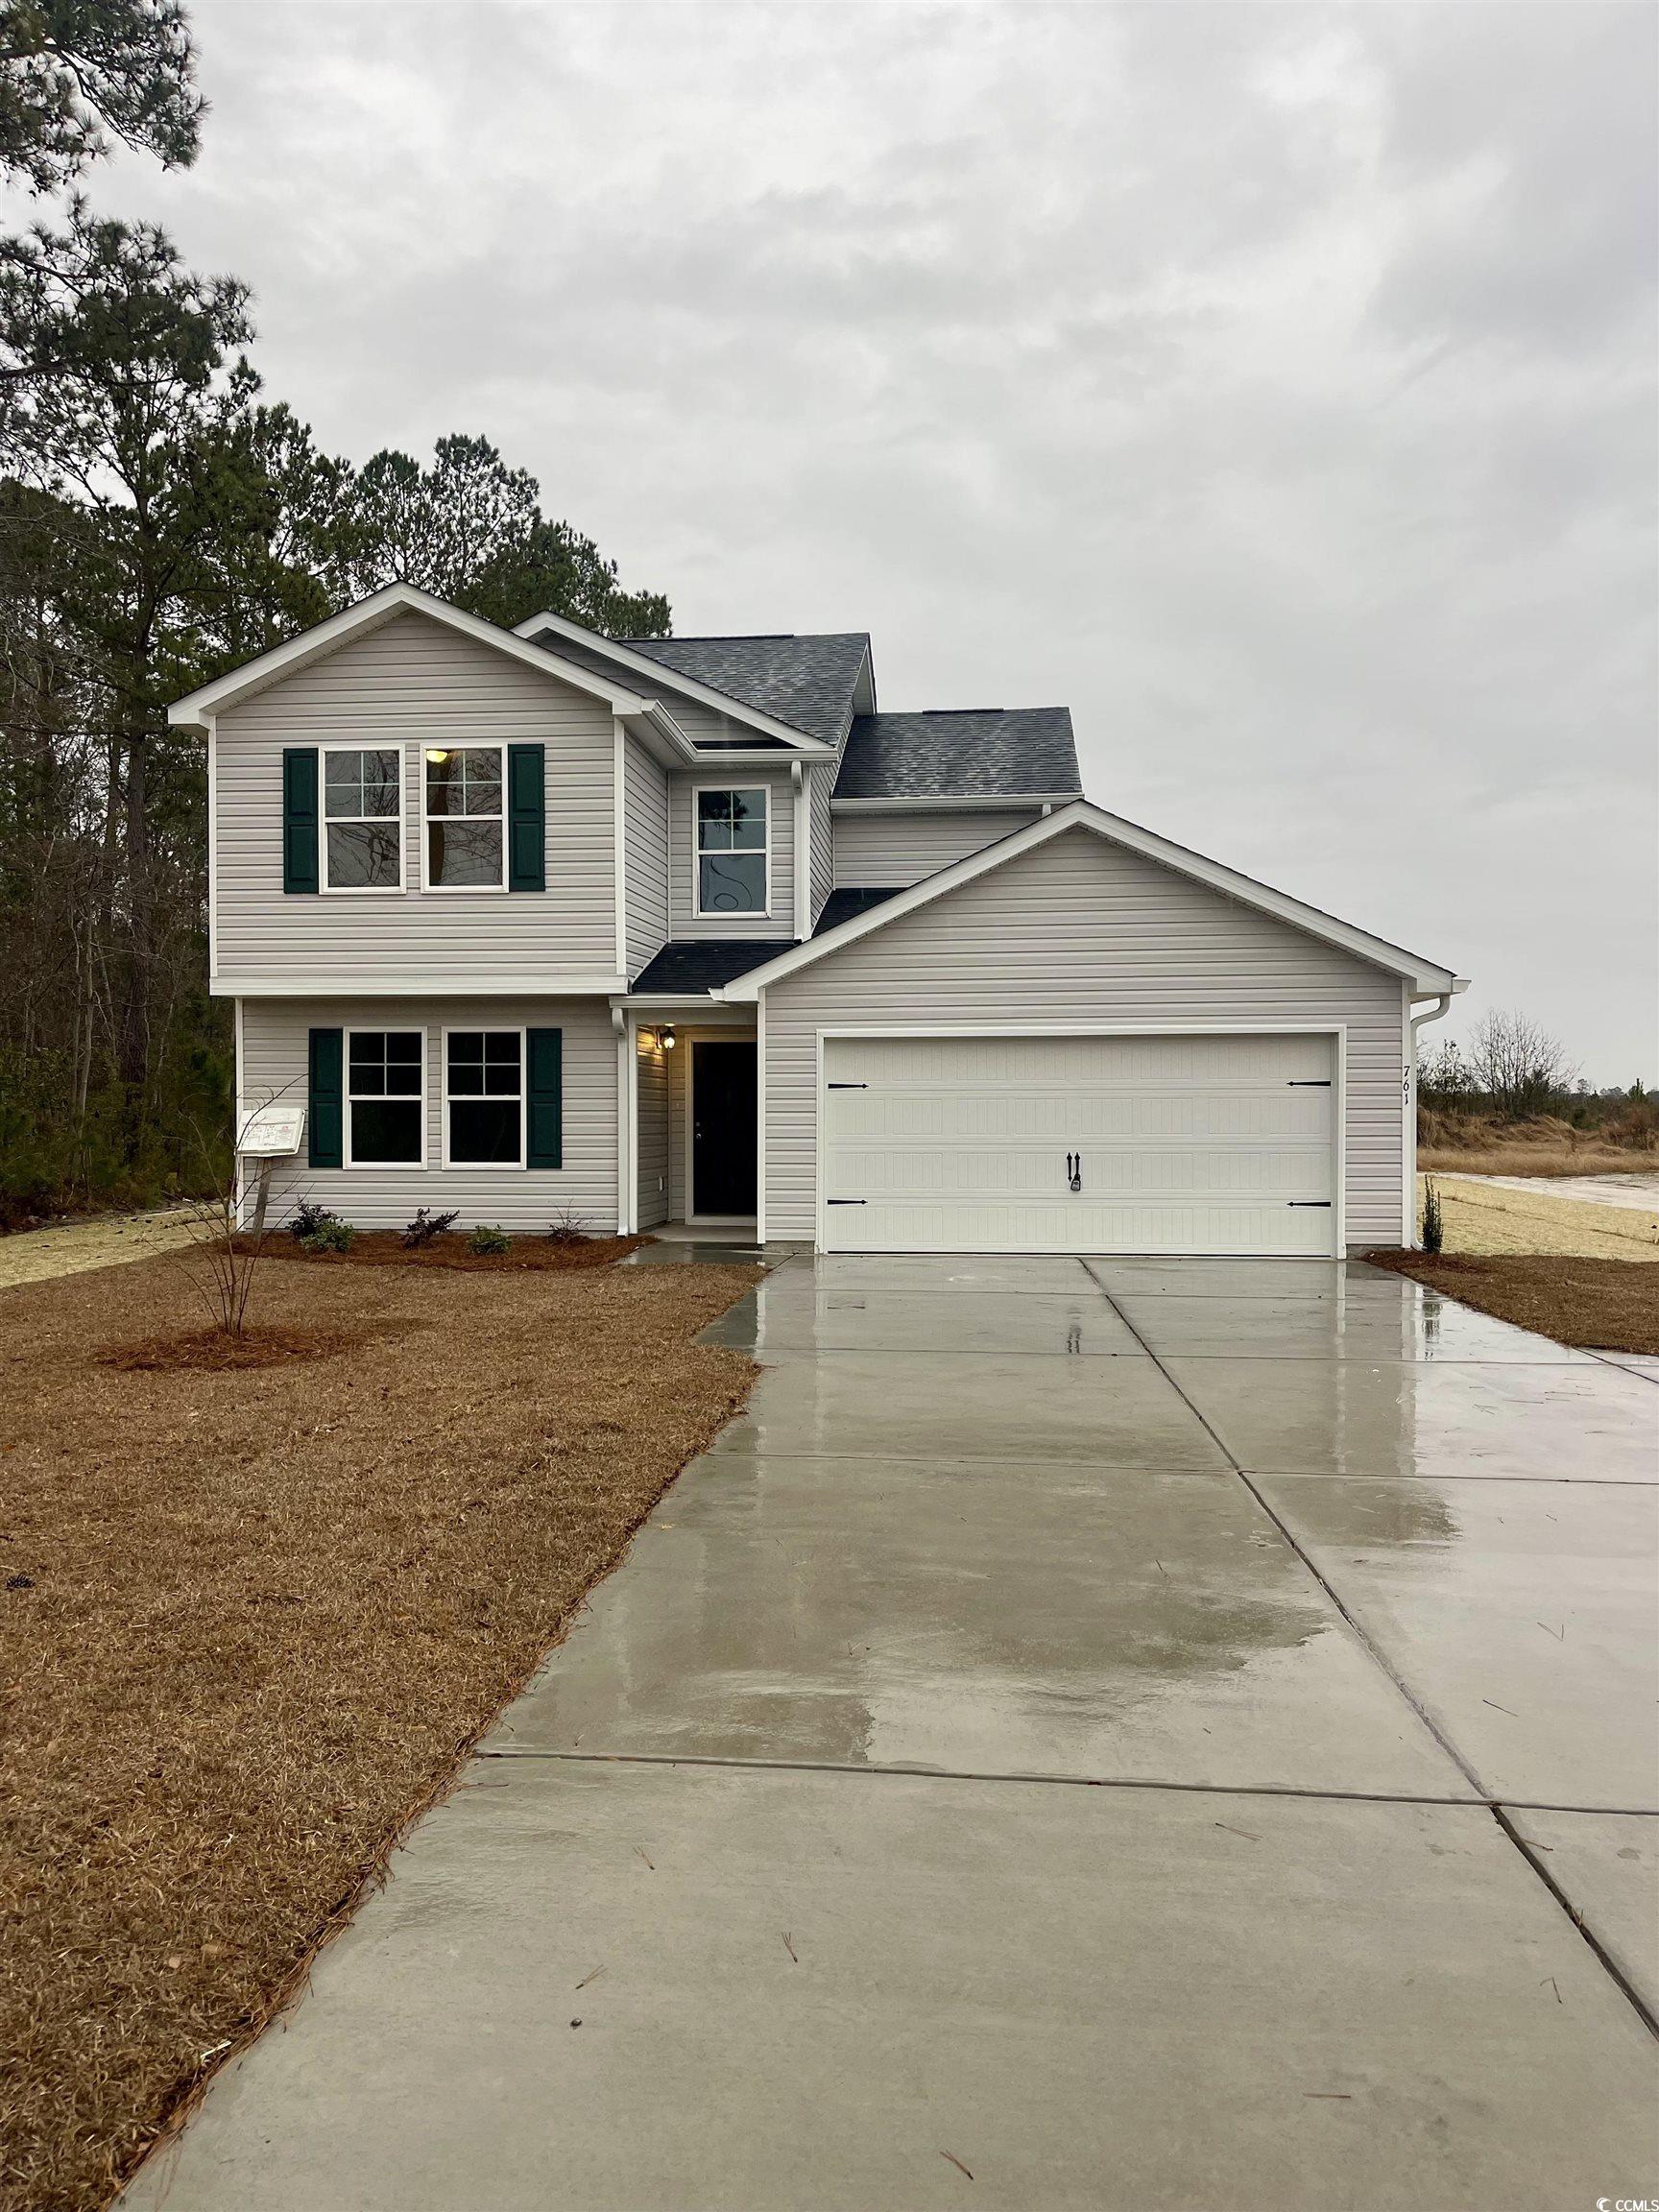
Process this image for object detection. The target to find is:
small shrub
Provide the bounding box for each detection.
[288,1198,337,1241]
[467,1223,511,1257]
[300,1217,355,1255]
[401,1207,460,1248]
[546,1206,590,1247]
[1421,1178,1444,1256]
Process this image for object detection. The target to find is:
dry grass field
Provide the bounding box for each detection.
[1418,1107,1656,1181]
[0,1249,758,2212]
[1419,1174,1659,1261]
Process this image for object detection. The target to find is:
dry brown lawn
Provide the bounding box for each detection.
[1365,1250,1659,1356]
[1417,1175,1659,1261]
[0,1249,759,2212]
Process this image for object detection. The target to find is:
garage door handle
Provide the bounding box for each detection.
[1287,1200,1332,1208]
[1287,1080,1332,1087]
[827,1198,866,1206]
[1067,1152,1083,1193]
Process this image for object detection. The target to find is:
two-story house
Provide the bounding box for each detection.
[170,584,1462,1255]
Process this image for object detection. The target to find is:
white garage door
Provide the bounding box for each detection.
[820,1033,1338,1256]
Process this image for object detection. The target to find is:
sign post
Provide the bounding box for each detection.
[235,1105,306,1237]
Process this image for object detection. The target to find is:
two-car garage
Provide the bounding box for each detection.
[819,1031,1340,1256]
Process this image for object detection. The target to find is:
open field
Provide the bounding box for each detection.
[0,1209,198,1292]
[1419,1144,1659,1177]
[1420,1174,1659,1261]
[1418,1108,1656,1183]
[0,1252,758,2212]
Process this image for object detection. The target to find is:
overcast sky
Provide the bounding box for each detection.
[89,1,1657,1077]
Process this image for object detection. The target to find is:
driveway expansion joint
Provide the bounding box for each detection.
[473,1747,1659,1821]
[1090,1266,1659,2045]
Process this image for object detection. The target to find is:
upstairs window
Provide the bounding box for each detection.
[425,745,505,890]
[324,747,402,890]
[445,1030,524,1166]
[696,787,768,916]
[347,1030,424,1165]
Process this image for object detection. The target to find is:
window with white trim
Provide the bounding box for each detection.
[696,787,768,915]
[424,745,505,889]
[445,1030,523,1166]
[324,748,402,890]
[347,1031,424,1164]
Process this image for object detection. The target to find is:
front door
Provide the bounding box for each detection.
[691,1040,757,1218]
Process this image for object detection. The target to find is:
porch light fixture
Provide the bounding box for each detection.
[661,1024,677,1050]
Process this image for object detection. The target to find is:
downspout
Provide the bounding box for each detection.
[1406,993,1454,1248]
[791,760,808,940]
[613,1003,632,1236]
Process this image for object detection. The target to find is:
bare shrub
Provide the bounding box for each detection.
[400,1208,459,1248]
[546,1205,590,1247]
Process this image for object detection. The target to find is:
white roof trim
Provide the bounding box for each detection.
[169,584,656,726]
[720,800,1461,1000]
[830,793,1075,813]
[513,608,838,756]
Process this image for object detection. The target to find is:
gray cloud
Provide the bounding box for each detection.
[40,0,1658,1074]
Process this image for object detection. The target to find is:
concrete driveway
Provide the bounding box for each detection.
[126,1255,1659,2210]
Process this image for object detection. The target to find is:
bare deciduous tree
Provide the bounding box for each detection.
[1465,1009,1576,1120]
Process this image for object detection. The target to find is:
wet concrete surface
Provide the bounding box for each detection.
[491,1454,1465,1796]
[1117,1292,1593,1362]
[1087,1255,1418,1300]
[1165,1353,1659,1481]
[1256,1474,1659,1809]
[621,1239,764,1265]
[706,1346,1230,1467]
[698,1280,1144,1356]
[123,1253,1659,2210]
[122,1765,1658,2212]
[1503,1807,1659,2016]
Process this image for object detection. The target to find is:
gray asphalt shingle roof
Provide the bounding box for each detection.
[630,887,903,996]
[834,709,1080,801]
[624,634,870,746]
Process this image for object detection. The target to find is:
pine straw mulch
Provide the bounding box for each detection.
[1363,1249,1659,1356]
[245,1230,649,1272]
[0,1249,760,2212]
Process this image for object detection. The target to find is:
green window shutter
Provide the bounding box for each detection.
[283,748,320,893]
[507,743,545,892]
[308,1027,344,1167]
[526,1027,563,1168]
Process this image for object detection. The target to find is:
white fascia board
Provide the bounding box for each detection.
[719,800,1460,1001]
[214,972,630,998]
[168,584,653,727]
[618,703,695,766]
[830,793,1076,813]
[513,608,838,757]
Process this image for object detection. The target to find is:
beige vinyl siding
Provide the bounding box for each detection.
[213,611,616,991]
[623,733,670,977]
[636,1028,670,1228]
[668,768,796,940]
[807,761,836,925]
[761,828,1407,1249]
[238,996,617,1233]
[831,808,1041,889]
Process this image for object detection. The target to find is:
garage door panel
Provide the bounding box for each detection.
[822,1033,1337,1256]
[826,1201,1336,1258]
[829,1093,1332,1143]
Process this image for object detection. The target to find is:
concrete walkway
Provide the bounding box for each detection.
[125,1256,1659,2210]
